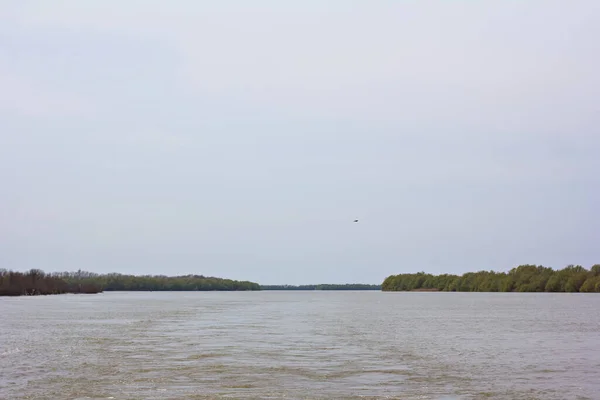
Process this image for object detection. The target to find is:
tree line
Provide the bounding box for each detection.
[0,269,261,296]
[382,264,600,292]
[6,264,599,297]
[54,271,261,292]
[0,269,102,296]
[261,284,381,290]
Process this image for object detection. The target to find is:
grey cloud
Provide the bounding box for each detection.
[1,1,598,284]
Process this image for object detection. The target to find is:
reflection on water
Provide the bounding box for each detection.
[1,291,599,399]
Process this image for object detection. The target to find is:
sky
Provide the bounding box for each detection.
[1,1,599,285]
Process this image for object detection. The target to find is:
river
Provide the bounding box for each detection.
[1,291,599,399]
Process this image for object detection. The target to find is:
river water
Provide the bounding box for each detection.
[1,291,599,399]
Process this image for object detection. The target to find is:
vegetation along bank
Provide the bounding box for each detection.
[382,264,600,292]
[0,269,260,296]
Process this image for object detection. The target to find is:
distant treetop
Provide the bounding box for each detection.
[382,264,600,293]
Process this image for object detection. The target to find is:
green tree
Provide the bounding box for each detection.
[382,264,600,293]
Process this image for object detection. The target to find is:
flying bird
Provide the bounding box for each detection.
[353,219,359,223]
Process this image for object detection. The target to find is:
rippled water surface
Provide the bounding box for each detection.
[1,291,599,399]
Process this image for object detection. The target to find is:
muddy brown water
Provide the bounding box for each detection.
[1,291,599,399]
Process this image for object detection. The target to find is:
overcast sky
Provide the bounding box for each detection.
[1,1,598,285]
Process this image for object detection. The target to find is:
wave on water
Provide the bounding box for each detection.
[0,347,22,357]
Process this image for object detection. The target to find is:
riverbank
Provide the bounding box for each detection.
[0,269,261,296]
[383,264,600,293]
[261,284,381,290]
[0,270,103,296]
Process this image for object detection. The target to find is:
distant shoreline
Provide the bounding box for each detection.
[1,270,381,297]
[5,263,600,297]
[383,264,600,293]
[0,269,260,297]
[260,284,381,291]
